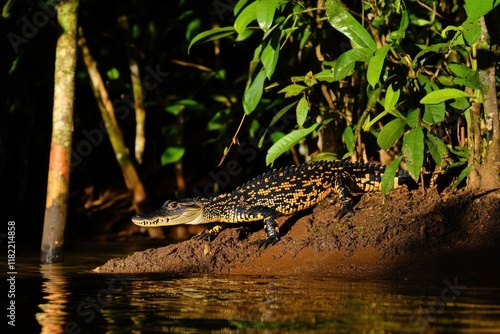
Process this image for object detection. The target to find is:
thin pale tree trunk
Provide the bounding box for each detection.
[41,0,79,263]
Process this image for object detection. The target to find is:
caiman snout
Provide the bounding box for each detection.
[131,199,205,227]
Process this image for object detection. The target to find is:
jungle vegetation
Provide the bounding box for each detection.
[1,0,498,245]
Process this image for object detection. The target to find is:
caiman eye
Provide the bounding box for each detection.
[167,201,179,209]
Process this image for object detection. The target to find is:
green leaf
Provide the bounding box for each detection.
[325,0,376,50]
[387,8,408,43]
[278,83,307,98]
[234,2,257,35]
[402,127,424,181]
[377,118,406,150]
[406,108,420,128]
[106,67,120,80]
[165,98,204,116]
[343,126,355,153]
[311,152,338,162]
[420,88,471,104]
[255,0,278,31]
[367,44,391,87]
[412,43,449,66]
[315,69,336,83]
[243,68,267,115]
[426,133,449,166]
[384,84,400,112]
[234,0,250,15]
[266,123,319,166]
[270,131,285,143]
[258,101,298,147]
[188,26,236,53]
[448,63,480,89]
[448,145,471,159]
[422,102,445,124]
[451,164,472,191]
[161,146,185,165]
[381,156,403,196]
[464,0,500,22]
[261,32,280,79]
[268,101,298,128]
[334,48,373,80]
[449,97,470,111]
[462,19,482,46]
[303,71,317,87]
[296,96,309,127]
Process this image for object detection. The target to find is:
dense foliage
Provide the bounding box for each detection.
[191,0,499,193]
[0,0,498,240]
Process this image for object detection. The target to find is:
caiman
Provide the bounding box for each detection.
[132,160,411,248]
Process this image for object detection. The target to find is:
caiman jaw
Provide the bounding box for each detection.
[131,199,204,227]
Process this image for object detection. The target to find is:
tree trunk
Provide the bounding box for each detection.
[468,17,500,190]
[41,0,79,263]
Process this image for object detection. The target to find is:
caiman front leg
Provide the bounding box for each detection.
[192,225,224,241]
[245,206,279,249]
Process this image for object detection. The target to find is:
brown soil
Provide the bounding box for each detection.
[94,188,500,280]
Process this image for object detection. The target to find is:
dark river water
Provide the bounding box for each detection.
[5,242,500,333]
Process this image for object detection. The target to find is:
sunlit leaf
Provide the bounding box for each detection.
[448,63,480,89]
[334,48,373,80]
[377,118,406,150]
[261,32,280,79]
[311,152,338,162]
[343,126,355,153]
[462,19,482,46]
[420,88,471,104]
[402,127,424,181]
[243,68,267,115]
[266,123,319,166]
[451,164,472,190]
[188,26,235,53]
[106,67,120,80]
[315,69,336,83]
[367,44,391,87]
[161,146,185,165]
[296,96,309,127]
[464,0,500,22]
[412,43,449,66]
[278,83,307,98]
[406,108,420,128]
[325,0,376,50]
[234,2,257,35]
[381,156,403,196]
[422,102,445,124]
[255,0,278,31]
[259,101,298,147]
[426,133,449,166]
[384,84,400,112]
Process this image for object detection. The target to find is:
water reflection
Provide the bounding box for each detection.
[19,244,500,333]
[36,264,69,334]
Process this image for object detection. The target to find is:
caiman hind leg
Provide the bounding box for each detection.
[333,171,355,219]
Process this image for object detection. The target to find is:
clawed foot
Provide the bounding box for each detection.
[191,231,215,241]
[250,237,279,249]
[191,225,224,242]
[335,204,354,220]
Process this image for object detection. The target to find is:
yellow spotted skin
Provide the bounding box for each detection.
[132,160,410,248]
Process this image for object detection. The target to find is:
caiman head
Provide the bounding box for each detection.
[132,199,205,227]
